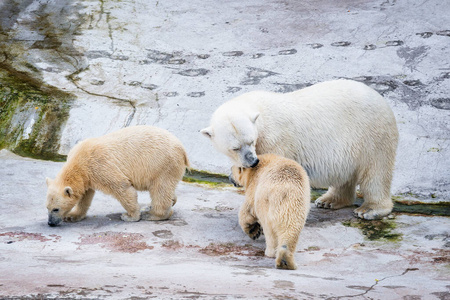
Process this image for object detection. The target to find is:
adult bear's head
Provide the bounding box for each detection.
[201,107,260,168]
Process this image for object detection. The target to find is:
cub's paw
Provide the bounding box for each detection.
[141,208,173,221]
[121,213,141,222]
[63,214,85,223]
[247,222,262,240]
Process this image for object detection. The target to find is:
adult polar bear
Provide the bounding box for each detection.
[201,79,399,220]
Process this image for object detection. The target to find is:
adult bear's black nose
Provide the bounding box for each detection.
[250,158,259,168]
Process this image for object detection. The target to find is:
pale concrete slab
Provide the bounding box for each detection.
[0,150,448,299]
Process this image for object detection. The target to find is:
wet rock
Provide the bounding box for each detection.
[416,32,433,38]
[308,43,323,49]
[222,51,244,57]
[364,44,377,50]
[177,69,209,77]
[251,53,265,59]
[430,98,450,110]
[226,86,242,93]
[187,91,205,97]
[240,67,278,85]
[331,41,351,47]
[385,40,404,46]
[278,49,297,55]
[436,30,450,37]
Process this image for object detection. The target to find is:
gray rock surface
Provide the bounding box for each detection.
[0,150,449,299]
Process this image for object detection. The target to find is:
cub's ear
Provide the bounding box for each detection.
[200,127,213,139]
[64,186,73,197]
[46,177,53,186]
[249,112,260,123]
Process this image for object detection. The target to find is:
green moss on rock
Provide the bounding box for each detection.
[342,219,402,241]
[0,70,72,161]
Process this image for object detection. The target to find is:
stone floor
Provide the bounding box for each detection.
[0,150,448,299]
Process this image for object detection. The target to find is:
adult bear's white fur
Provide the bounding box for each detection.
[201,79,399,219]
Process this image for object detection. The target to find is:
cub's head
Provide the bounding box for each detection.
[230,165,252,188]
[201,110,260,168]
[45,177,78,226]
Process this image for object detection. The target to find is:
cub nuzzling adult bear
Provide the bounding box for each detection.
[230,153,310,270]
[202,79,399,219]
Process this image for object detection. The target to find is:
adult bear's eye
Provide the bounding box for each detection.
[232,147,241,152]
[52,208,60,213]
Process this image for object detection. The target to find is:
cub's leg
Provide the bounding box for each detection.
[355,168,393,220]
[113,184,140,222]
[64,189,95,222]
[315,178,356,210]
[239,199,261,240]
[263,224,277,258]
[275,230,301,270]
[142,178,176,221]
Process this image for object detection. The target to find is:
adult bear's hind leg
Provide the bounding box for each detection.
[355,170,393,220]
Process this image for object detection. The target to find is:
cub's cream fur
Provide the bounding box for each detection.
[202,79,399,219]
[45,125,189,226]
[231,154,310,270]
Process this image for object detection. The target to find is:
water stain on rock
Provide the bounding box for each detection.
[386,40,404,47]
[252,53,265,59]
[163,91,178,97]
[86,50,111,59]
[111,54,129,61]
[177,69,209,77]
[278,49,297,55]
[397,46,430,71]
[157,218,188,226]
[403,80,422,86]
[241,67,278,85]
[416,32,433,38]
[152,230,173,239]
[308,43,323,49]
[430,98,450,110]
[126,81,141,87]
[436,30,450,37]
[223,51,244,57]
[90,79,105,86]
[187,91,205,97]
[226,86,242,93]
[141,83,158,90]
[274,82,312,93]
[364,44,377,50]
[77,231,153,253]
[331,41,351,47]
[145,49,175,64]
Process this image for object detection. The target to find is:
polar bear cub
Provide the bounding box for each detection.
[46,125,189,226]
[230,153,310,270]
[202,79,399,220]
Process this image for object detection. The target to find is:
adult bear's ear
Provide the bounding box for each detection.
[250,112,260,123]
[46,177,53,186]
[200,127,213,139]
[64,186,73,197]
